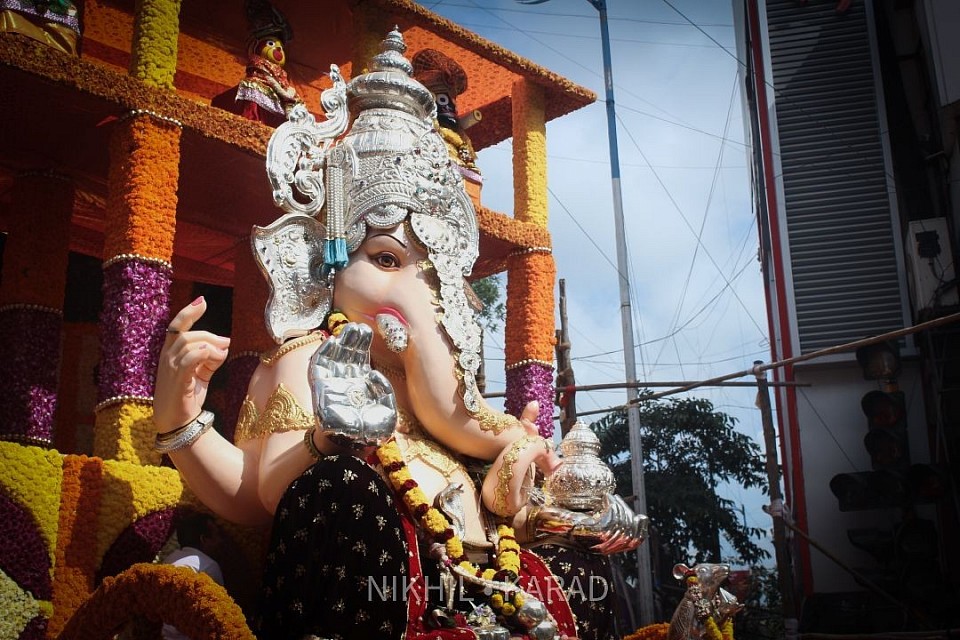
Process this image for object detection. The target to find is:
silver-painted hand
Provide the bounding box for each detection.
[309,323,397,448]
[532,493,649,555]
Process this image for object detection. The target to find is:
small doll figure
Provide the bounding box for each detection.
[412,48,484,205]
[233,1,303,128]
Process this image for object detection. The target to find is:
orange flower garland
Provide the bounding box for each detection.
[375,439,544,630]
[49,455,103,638]
[623,623,670,640]
[104,115,181,262]
[375,440,519,588]
[57,563,254,640]
[505,251,556,365]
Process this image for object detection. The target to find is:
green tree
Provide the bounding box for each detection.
[470,275,506,331]
[592,397,769,566]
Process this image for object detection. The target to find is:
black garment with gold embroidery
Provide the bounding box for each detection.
[256,455,410,639]
[534,542,620,640]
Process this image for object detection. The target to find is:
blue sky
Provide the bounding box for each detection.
[416,0,774,564]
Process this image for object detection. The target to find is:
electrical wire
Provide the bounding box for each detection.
[454,21,735,48]
[435,2,734,26]
[655,73,739,372]
[797,387,861,473]
[615,111,768,338]
[660,0,901,187]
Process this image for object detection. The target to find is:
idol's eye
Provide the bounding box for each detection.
[436,94,450,106]
[266,39,278,47]
[374,253,400,269]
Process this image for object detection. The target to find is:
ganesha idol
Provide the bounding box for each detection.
[154,29,647,640]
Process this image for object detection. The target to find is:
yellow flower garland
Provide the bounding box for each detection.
[375,440,519,579]
[0,443,64,567]
[130,0,183,89]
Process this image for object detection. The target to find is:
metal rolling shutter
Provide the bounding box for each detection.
[766,0,905,353]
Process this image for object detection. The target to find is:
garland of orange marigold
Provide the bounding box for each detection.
[375,440,527,615]
[57,563,253,640]
[622,623,670,640]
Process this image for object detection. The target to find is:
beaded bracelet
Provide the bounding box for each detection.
[155,411,215,454]
[303,427,327,461]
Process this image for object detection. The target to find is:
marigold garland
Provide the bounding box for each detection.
[375,440,516,579]
[105,115,181,261]
[495,524,521,576]
[129,0,183,89]
[505,251,555,364]
[58,563,254,640]
[49,455,104,639]
[705,617,735,640]
[511,78,548,229]
[623,623,670,640]
[93,401,162,466]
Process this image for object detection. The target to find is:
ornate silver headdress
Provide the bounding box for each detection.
[256,28,484,412]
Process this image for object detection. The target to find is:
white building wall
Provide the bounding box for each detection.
[793,359,930,592]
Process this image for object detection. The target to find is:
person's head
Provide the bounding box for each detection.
[176,512,224,557]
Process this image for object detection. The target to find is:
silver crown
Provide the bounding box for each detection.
[543,420,616,512]
[260,30,483,411]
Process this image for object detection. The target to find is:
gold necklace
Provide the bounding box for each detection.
[259,332,325,367]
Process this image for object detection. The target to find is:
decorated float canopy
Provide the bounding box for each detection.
[0,0,595,286]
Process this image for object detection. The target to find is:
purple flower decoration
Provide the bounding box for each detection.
[0,307,61,443]
[0,491,52,600]
[96,506,177,585]
[18,614,47,640]
[505,362,555,438]
[97,259,172,402]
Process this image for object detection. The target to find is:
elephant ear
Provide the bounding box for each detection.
[252,213,331,343]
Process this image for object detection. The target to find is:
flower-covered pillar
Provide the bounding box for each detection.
[505,78,556,438]
[92,0,183,465]
[0,172,74,446]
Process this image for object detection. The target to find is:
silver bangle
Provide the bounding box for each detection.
[155,411,215,453]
